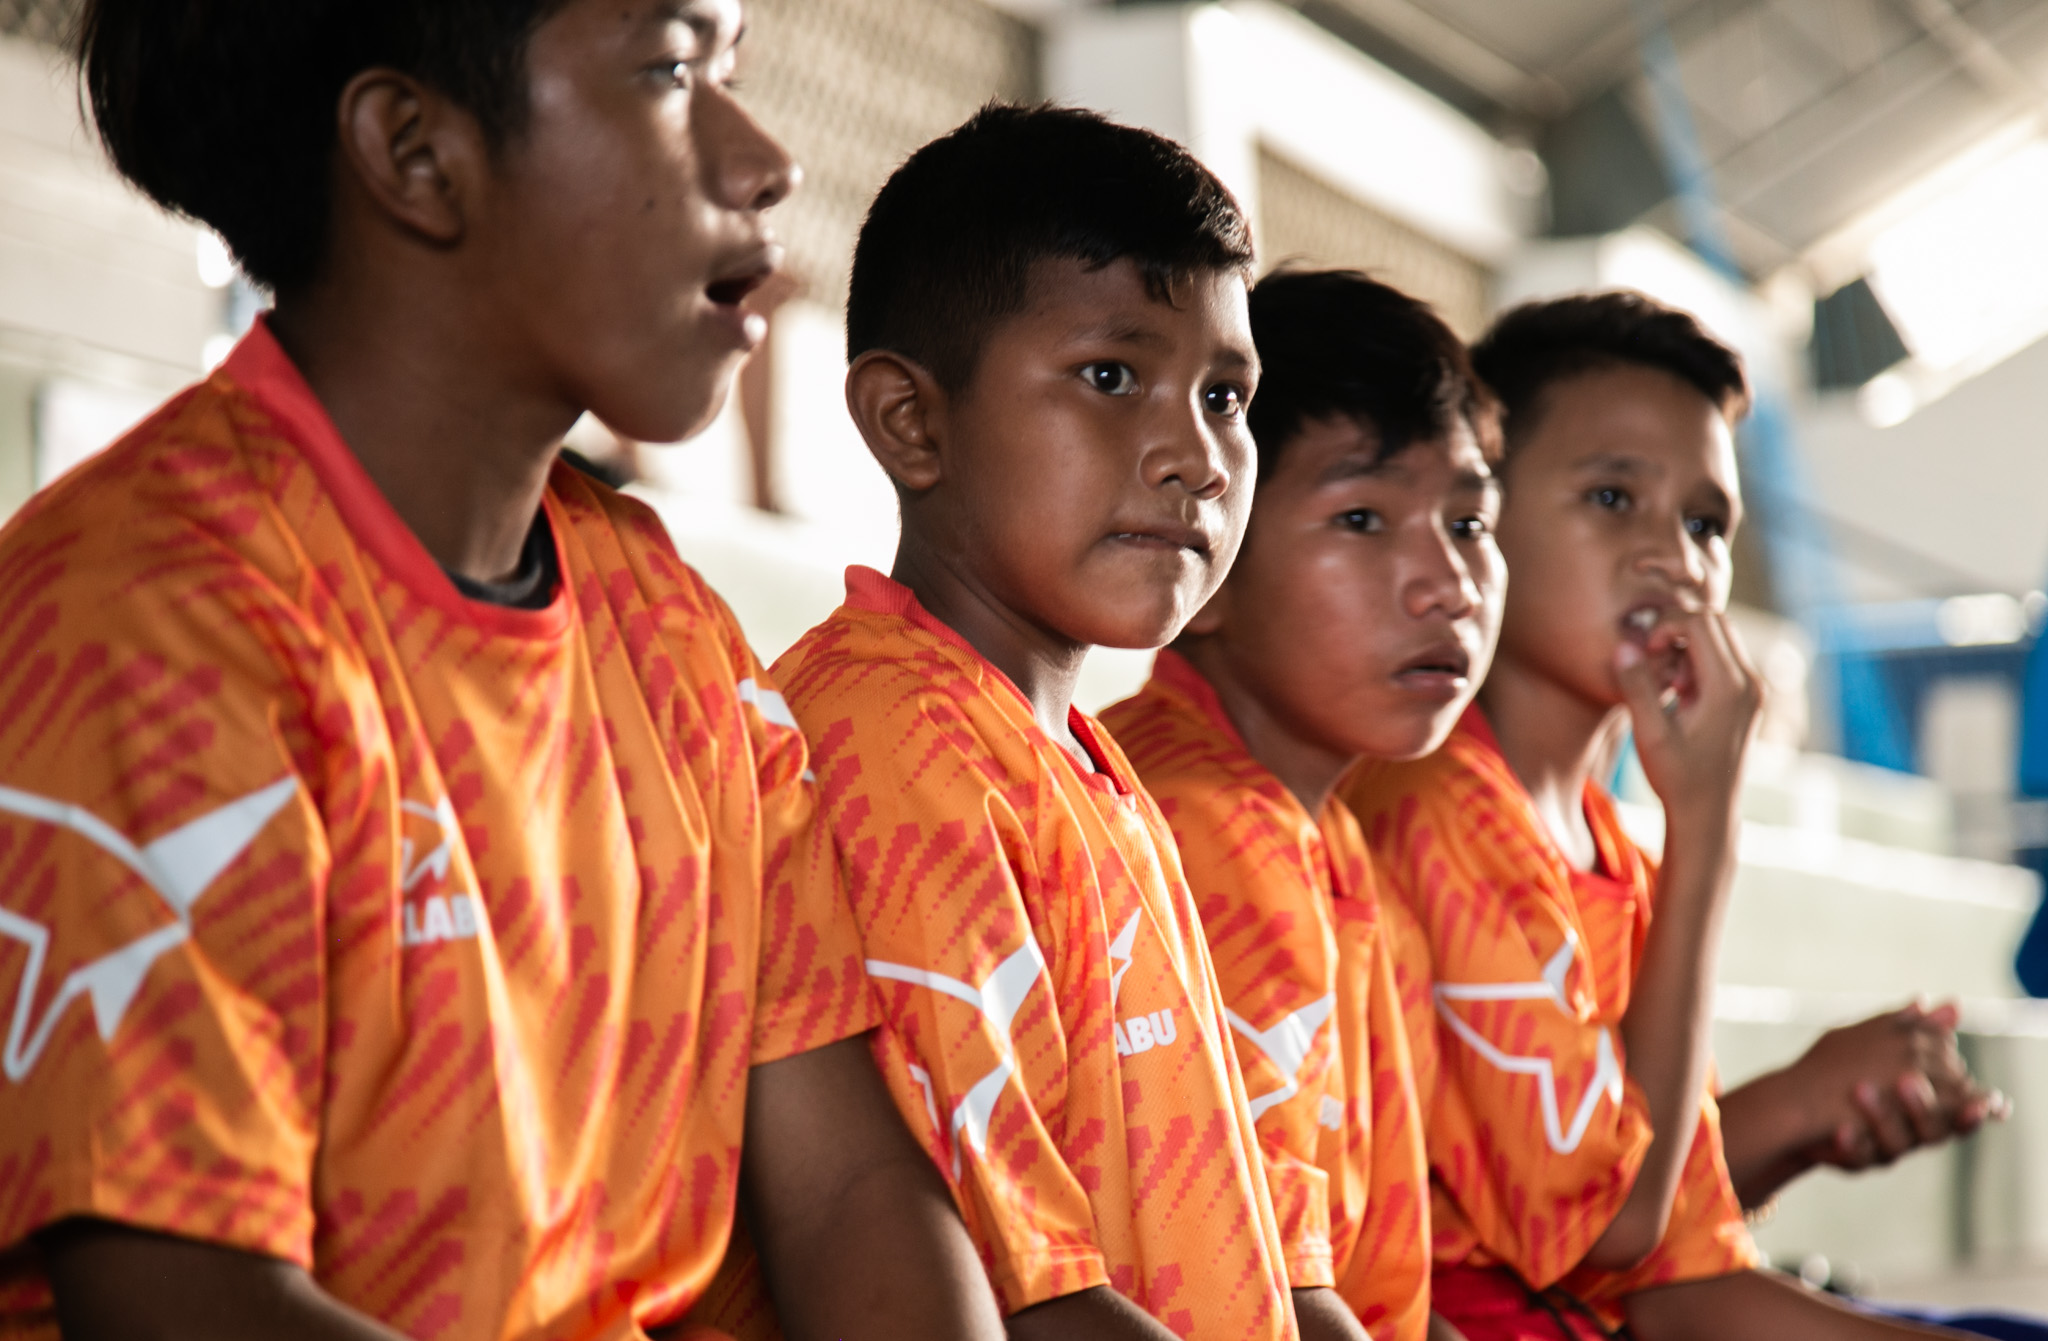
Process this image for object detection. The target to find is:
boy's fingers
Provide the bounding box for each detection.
[1896,1073,1950,1146]
[1612,641,1669,735]
[1853,1081,1915,1162]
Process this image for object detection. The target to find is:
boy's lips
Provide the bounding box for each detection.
[1617,593,1702,646]
[702,243,782,349]
[1391,639,1472,699]
[1106,523,1211,555]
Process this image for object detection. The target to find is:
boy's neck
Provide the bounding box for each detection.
[1477,653,1623,871]
[1177,641,1353,816]
[888,535,1094,768]
[268,282,577,587]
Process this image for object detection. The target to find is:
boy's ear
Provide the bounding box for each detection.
[845,350,948,492]
[334,69,481,247]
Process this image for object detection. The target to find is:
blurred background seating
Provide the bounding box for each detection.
[3,0,2044,1311]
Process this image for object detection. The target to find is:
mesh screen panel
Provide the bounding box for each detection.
[739,0,1035,308]
[1257,146,1490,339]
[0,0,74,45]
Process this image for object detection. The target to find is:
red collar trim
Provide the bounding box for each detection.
[221,318,573,641]
[841,565,1130,795]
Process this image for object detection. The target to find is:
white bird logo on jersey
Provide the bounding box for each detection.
[1226,992,1336,1122]
[866,936,1047,1176]
[0,777,301,1082]
[1432,927,1624,1154]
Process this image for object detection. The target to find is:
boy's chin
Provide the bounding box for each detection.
[585,369,735,447]
[1086,606,1202,653]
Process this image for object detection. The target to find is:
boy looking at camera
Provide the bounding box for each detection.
[713,105,1296,1341]
[1342,291,1991,1341]
[1103,270,1502,1341]
[0,4,1005,1339]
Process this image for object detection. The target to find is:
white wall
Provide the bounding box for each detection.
[1800,335,2048,601]
[0,33,226,520]
[1044,1,1536,267]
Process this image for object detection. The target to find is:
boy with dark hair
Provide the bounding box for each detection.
[1102,269,1504,1341]
[0,3,1005,1339]
[1342,290,1993,1340]
[716,103,1295,1341]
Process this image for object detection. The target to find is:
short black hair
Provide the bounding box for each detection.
[76,0,573,293]
[1472,291,1750,453]
[1246,268,1499,483]
[846,103,1255,391]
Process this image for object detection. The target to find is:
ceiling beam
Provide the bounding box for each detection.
[1308,0,1569,115]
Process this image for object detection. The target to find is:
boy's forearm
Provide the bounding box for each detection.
[40,1219,410,1341]
[1625,1268,1975,1341]
[1292,1287,1372,1341]
[1006,1285,1186,1341]
[1592,805,1739,1268]
[742,1037,1006,1341]
[1717,1064,1825,1209]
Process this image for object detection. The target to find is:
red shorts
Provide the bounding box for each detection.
[1432,1266,1623,1341]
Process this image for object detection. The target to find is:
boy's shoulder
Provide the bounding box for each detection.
[0,369,324,652]
[1342,709,1504,830]
[771,586,1057,817]
[1101,666,1298,837]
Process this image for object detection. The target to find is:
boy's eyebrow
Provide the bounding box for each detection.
[1570,451,1658,477]
[649,0,736,48]
[1317,451,1395,484]
[1454,468,1501,496]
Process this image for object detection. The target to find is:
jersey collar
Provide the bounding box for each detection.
[220,318,573,641]
[842,565,1132,795]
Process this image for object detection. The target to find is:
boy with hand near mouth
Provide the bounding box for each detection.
[1102,270,1504,1341]
[722,105,1296,1341]
[1342,291,1988,1341]
[0,2,1004,1338]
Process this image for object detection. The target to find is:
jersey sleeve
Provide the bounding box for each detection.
[1159,784,1340,1289]
[1351,768,1655,1291]
[1562,1088,1758,1303]
[801,678,1108,1314]
[0,538,331,1268]
[724,625,880,1065]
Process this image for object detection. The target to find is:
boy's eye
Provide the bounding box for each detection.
[1588,486,1630,511]
[1203,383,1245,418]
[1336,508,1384,534]
[1687,514,1728,540]
[1082,362,1139,396]
[1450,516,1489,540]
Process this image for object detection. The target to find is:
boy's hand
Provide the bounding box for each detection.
[1613,608,1761,836]
[1803,1002,2008,1171]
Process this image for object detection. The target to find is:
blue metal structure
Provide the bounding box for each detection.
[1630,0,1912,773]
[2013,618,2048,994]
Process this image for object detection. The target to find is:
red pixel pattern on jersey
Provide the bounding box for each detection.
[709,569,1295,1341]
[0,322,874,1340]
[1341,707,1756,1331]
[1104,652,1432,1341]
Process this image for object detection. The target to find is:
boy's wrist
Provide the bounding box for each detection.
[1660,794,1740,848]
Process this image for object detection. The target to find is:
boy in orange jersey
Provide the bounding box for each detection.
[1342,291,2002,1341]
[1104,270,1503,1341]
[0,3,1007,1339]
[724,105,1294,1341]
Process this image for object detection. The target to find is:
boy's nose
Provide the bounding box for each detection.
[1404,525,1479,619]
[1140,410,1235,501]
[703,84,800,214]
[1635,513,1709,590]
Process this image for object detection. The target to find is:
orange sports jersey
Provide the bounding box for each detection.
[0,321,876,1340]
[1340,707,1757,1328]
[1102,652,1432,1341]
[735,568,1296,1340]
